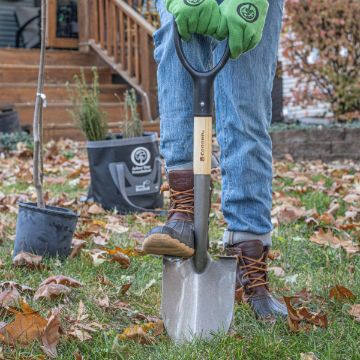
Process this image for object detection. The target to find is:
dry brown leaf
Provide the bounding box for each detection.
[39,275,82,288]
[319,212,335,225]
[41,308,62,359]
[348,304,360,322]
[1,300,47,345]
[235,287,248,304]
[88,204,106,215]
[87,249,108,266]
[329,285,356,301]
[300,353,319,360]
[95,295,110,309]
[13,252,43,269]
[129,231,145,244]
[269,266,286,277]
[118,320,163,345]
[283,296,327,332]
[105,248,131,269]
[268,249,281,261]
[34,284,71,301]
[309,229,360,255]
[272,205,308,224]
[70,239,87,258]
[121,283,132,295]
[93,235,108,246]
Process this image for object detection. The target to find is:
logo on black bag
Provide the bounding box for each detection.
[183,0,205,6]
[237,3,259,23]
[131,147,151,166]
[131,147,152,175]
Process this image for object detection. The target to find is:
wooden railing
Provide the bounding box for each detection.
[87,0,158,122]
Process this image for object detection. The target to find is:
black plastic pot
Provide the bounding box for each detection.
[86,132,163,214]
[0,107,21,134]
[14,202,78,258]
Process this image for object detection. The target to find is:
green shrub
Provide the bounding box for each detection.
[0,131,33,152]
[121,89,144,138]
[68,67,108,141]
[282,0,360,120]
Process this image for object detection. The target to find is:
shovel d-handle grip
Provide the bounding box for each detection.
[173,19,230,116]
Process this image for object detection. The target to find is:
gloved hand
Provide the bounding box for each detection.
[165,0,221,41]
[216,0,269,59]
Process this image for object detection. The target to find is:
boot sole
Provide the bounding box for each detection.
[142,233,194,258]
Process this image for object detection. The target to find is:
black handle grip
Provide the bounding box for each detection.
[173,19,230,116]
[173,19,230,80]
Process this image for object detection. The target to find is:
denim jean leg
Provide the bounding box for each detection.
[213,0,285,247]
[153,0,213,170]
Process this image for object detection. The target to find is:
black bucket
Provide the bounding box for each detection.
[14,202,78,258]
[0,108,21,133]
[86,132,163,214]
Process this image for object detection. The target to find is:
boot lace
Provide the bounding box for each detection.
[239,254,269,290]
[161,184,194,216]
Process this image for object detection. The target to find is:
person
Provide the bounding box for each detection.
[142,0,287,318]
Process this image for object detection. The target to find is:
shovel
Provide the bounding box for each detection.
[161,23,237,343]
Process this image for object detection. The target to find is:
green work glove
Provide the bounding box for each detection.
[216,0,269,59]
[165,0,221,41]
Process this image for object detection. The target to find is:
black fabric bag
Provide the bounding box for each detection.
[86,132,163,214]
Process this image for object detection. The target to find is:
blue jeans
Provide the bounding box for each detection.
[153,0,284,247]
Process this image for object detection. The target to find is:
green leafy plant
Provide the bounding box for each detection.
[68,67,108,141]
[0,132,33,152]
[282,0,360,121]
[121,89,144,138]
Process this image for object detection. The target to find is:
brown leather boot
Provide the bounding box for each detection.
[226,240,287,319]
[142,170,195,257]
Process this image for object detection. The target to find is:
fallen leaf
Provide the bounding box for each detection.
[106,224,129,234]
[348,304,360,322]
[300,353,319,360]
[329,285,356,301]
[41,308,62,358]
[129,231,145,244]
[87,204,106,215]
[118,320,163,345]
[70,239,87,258]
[87,249,108,266]
[1,300,47,345]
[95,295,110,309]
[121,283,132,295]
[269,266,286,277]
[268,249,281,260]
[93,235,108,246]
[283,296,327,332]
[309,229,360,255]
[235,287,248,304]
[34,283,71,301]
[39,276,82,288]
[272,205,308,224]
[13,252,43,269]
[105,248,130,269]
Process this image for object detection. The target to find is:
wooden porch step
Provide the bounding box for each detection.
[14,102,131,126]
[0,64,112,83]
[0,48,106,66]
[0,83,129,103]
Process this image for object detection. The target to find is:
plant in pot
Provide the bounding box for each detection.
[14,0,78,259]
[0,104,21,134]
[68,72,163,214]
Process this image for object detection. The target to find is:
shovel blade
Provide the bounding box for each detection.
[161,256,237,343]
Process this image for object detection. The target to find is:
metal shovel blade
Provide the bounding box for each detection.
[162,255,237,343]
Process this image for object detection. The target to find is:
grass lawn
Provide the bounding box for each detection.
[0,140,359,359]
